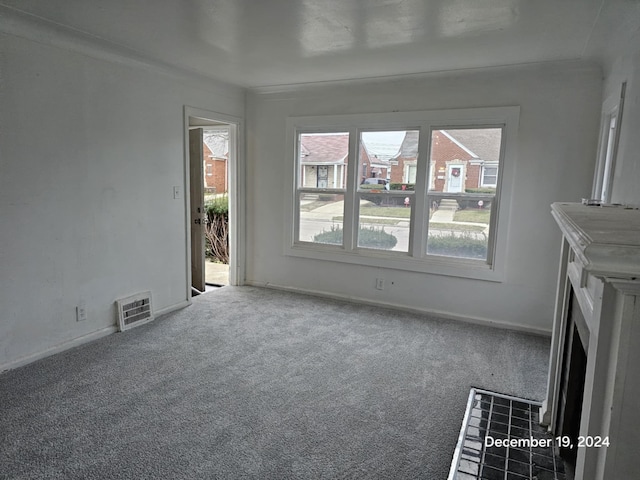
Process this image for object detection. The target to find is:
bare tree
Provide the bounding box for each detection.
[204,210,229,264]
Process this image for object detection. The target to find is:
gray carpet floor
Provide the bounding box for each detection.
[0,286,550,479]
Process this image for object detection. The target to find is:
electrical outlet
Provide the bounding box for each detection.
[375,278,385,290]
[76,303,87,322]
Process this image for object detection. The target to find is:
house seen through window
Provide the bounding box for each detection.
[289,107,516,279]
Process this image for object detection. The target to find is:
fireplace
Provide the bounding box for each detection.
[556,291,587,468]
[540,202,640,480]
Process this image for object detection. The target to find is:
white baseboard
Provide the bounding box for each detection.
[0,300,193,373]
[155,300,190,317]
[0,325,118,373]
[246,281,552,337]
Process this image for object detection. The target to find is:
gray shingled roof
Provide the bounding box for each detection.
[299,133,349,163]
[203,131,229,158]
[398,130,419,158]
[444,128,502,163]
[397,128,502,162]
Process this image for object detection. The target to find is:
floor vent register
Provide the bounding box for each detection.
[448,388,566,480]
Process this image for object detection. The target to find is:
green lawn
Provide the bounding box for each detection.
[453,209,491,224]
[430,222,486,232]
[360,205,412,218]
[333,216,400,225]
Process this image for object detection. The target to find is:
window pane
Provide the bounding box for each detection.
[298,193,345,245]
[358,193,411,252]
[359,130,415,191]
[482,166,498,186]
[426,128,502,261]
[298,132,349,189]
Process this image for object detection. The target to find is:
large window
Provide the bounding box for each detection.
[286,107,518,281]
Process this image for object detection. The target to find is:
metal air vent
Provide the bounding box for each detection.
[116,291,153,332]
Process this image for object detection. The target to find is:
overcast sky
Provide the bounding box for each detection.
[361,131,406,159]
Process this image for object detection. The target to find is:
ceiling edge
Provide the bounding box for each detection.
[0,4,245,96]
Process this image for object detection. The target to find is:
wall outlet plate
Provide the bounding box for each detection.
[76,303,87,322]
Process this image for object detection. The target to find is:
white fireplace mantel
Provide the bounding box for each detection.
[542,202,640,480]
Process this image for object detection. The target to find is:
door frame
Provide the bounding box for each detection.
[183,106,245,300]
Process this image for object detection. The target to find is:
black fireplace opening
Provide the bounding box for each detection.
[556,291,588,472]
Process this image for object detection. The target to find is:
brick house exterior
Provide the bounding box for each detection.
[202,130,229,194]
[203,142,228,193]
[359,142,389,184]
[298,133,389,188]
[390,129,500,192]
[298,130,499,192]
[429,130,478,192]
[299,133,349,188]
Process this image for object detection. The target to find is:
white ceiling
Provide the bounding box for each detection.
[1,0,638,88]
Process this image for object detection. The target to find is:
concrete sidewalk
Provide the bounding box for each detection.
[430,208,455,222]
[205,261,229,285]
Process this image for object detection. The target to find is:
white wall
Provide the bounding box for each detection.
[246,62,602,334]
[602,36,640,206]
[0,32,244,369]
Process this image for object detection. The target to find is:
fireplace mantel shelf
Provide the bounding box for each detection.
[551,202,640,279]
[543,202,640,480]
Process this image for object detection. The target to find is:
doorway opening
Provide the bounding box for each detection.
[185,107,242,297]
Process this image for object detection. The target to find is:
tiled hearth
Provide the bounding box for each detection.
[449,389,566,480]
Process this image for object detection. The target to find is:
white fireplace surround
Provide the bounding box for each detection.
[541,202,640,480]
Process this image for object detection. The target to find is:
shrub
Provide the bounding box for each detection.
[206,195,229,217]
[389,183,415,191]
[465,187,496,194]
[457,198,492,210]
[205,195,229,263]
[360,193,384,205]
[318,194,338,201]
[313,225,398,249]
[358,225,398,249]
[359,184,386,204]
[427,232,487,260]
[312,224,343,245]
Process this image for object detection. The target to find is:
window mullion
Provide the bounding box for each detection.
[410,125,430,258]
[342,127,358,251]
[292,130,302,246]
[293,188,301,245]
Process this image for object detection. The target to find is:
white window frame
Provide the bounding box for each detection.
[284,106,519,282]
[481,163,499,187]
[592,82,626,203]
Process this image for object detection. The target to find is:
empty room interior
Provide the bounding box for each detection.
[1,1,640,479]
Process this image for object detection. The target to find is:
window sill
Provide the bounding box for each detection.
[285,243,504,282]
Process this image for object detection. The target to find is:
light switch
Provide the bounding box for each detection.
[173,186,182,199]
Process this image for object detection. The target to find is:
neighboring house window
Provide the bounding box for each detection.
[286,107,518,281]
[404,163,417,184]
[481,164,498,187]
